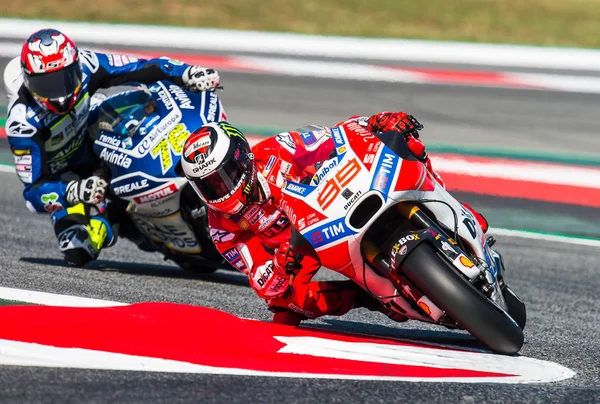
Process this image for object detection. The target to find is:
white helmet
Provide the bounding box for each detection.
[182,122,268,214]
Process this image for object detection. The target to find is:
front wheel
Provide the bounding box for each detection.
[502,284,526,330]
[400,243,524,355]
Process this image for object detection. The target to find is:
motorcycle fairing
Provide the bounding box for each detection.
[93,80,225,256]
[280,121,495,322]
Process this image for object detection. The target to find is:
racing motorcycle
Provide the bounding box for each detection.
[280,121,527,354]
[90,81,228,273]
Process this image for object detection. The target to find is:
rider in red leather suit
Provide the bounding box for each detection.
[181,113,488,325]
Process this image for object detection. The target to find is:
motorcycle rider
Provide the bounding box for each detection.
[181,113,489,325]
[5,28,221,266]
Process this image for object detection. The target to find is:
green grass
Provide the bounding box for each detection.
[3,0,600,48]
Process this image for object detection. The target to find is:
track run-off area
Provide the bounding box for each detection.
[1,20,600,403]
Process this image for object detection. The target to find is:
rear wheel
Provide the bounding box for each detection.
[400,243,524,354]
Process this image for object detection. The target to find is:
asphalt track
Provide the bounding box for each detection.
[3,50,600,156]
[1,50,600,402]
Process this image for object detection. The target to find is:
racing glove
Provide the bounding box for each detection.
[367,111,423,135]
[252,241,303,300]
[274,240,303,276]
[65,176,108,206]
[182,66,221,92]
[368,111,428,162]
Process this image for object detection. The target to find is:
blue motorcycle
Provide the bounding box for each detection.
[89,81,228,273]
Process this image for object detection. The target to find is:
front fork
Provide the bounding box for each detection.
[363,202,508,323]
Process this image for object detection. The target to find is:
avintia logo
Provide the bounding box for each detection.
[100,148,133,168]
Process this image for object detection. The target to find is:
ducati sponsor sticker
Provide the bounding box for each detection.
[0,303,575,384]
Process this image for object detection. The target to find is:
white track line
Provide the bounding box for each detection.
[0,336,575,383]
[1,18,600,71]
[0,164,15,173]
[0,287,127,307]
[4,43,600,93]
[0,287,577,385]
[433,156,600,188]
[489,228,600,248]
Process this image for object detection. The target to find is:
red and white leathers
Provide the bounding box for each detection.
[208,124,360,325]
[208,113,487,325]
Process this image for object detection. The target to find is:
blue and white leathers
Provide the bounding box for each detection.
[6,50,192,214]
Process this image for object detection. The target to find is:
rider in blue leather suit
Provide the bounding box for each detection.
[5,28,221,266]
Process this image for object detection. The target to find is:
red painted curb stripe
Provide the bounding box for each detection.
[443,172,600,208]
[125,51,270,73]
[103,48,547,90]
[1,129,595,207]
[0,303,511,378]
[394,66,543,89]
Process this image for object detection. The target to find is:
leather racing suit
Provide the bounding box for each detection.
[5,51,207,265]
[208,115,465,324]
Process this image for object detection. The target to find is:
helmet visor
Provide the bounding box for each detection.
[26,62,82,102]
[189,158,247,204]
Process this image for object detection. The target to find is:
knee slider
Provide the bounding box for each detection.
[57,224,98,267]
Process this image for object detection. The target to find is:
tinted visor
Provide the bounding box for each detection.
[27,63,82,101]
[190,159,247,203]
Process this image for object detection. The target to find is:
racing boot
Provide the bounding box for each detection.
[52,204,116,267]
[354,288,409,323]
[270,280,377,326]
[325,281,409,322]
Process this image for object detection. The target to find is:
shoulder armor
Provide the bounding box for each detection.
[5,103,38,138]
[79,50,100,73]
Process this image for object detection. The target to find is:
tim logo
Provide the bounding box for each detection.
[308,218,353,248]
[370,149,398,199]
[311,232,324,245]
[322,223,345,239]
[300,132,317,146]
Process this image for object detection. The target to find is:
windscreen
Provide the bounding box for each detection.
[95,89,158,138]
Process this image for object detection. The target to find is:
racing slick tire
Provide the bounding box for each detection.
[400,243,524,355]
[502,284,527,330]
